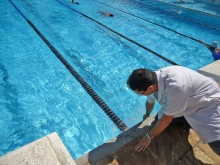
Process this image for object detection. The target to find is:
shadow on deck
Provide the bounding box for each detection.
[75,116,220,165]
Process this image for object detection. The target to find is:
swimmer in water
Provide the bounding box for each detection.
[72,0,79,4]
[99,11,114,17]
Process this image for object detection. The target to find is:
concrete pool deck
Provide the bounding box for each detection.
[198,60,220,83]
[0,60,220,165]
[0,132,76,165]
[76,116,220,165]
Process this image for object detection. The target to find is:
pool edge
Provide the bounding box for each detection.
[0,132,76,165]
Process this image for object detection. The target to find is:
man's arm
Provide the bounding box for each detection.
[135,113,174,152]
[143,101,155,120]
[148,114,174,139]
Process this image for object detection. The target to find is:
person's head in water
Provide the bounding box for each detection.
[211,41,218,48]
[72,0,79,4]
[176,9,181,14]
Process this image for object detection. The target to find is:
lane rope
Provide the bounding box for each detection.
[157,0,220,18]
[134,0,220,31]
[93,0,212,47]
[8,0,128,132]
[56,0,179,66]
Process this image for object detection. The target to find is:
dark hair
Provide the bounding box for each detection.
[110,14,114,17]
[126,68,157,91]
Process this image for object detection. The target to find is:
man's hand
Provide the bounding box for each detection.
[214,48,220,54]
[135,136,151,152]
[137,114,174,152]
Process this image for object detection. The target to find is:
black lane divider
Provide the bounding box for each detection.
[9,0,128,132]
[56,0,179,66]
[93,0,211,47]
[157,0,220,18]
[134,0,220,31]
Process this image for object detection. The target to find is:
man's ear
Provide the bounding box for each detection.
[148,84,158,92]
[148,85,153,91]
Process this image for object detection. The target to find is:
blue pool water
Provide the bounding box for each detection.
[157,0,220,16]
[137,0,220,30]
[0,0,220,159]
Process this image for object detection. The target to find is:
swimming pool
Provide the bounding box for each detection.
[0,0,220,159]
[156,0,220,17]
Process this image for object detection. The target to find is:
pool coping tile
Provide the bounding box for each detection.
[0,132,76,165]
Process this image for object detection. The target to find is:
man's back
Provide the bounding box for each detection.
[156,66,220,143]
[155,66,220,115]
